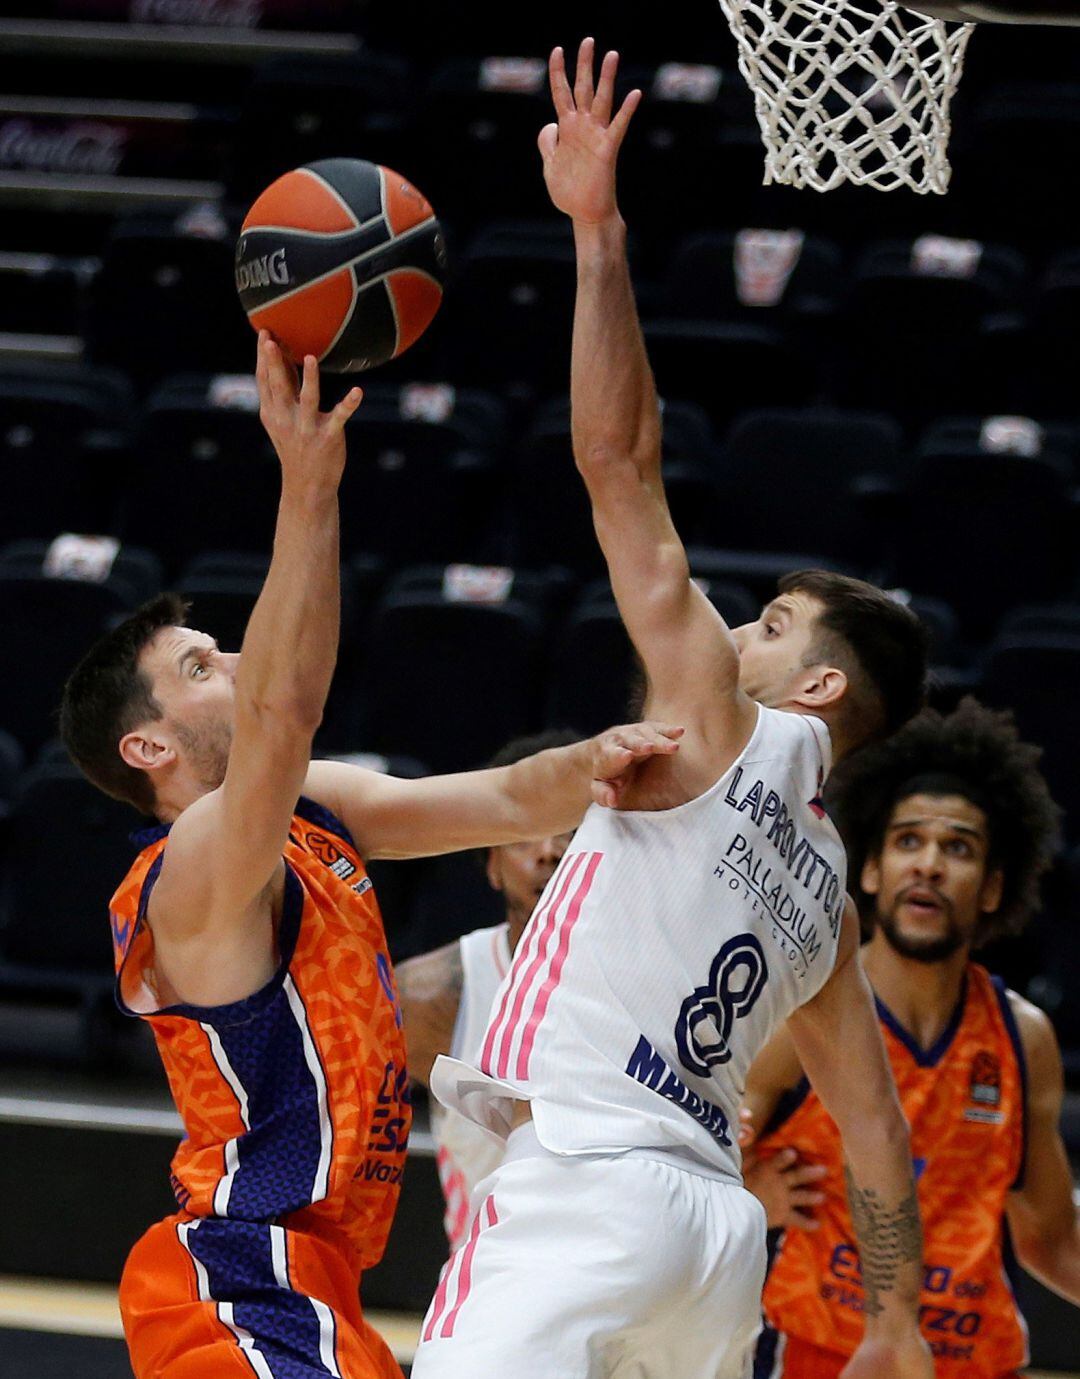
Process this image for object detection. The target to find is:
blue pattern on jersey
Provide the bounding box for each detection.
[208,918,330,1220]
[185,1218,338,1378]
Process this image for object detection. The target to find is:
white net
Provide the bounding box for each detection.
[718,0,974,194]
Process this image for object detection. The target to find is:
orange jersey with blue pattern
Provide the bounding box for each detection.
[758,963,1027,1379]
[108,797,410,1275]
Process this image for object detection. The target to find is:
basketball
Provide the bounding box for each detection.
[234,157,446,373]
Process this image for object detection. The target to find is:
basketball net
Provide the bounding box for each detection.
[718,0,974,193]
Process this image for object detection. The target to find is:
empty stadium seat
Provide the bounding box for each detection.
[661,230,842,322]
[118,374,281,576]
[716,408,902,564]
[0,538,161,604]
[842,236,1029,422]
[338,383,507,567]
[227,53,415,204]
[351,566,549,772]
[435,222,577,394]
[86,213,252,392]
[418,59,554,232]
[0,761,135,1062]
[510,397,721,574]
[0,363,132,547]
[0,569,136,754]
[977,632,1080,840]
[886,445,1075,640]
[642,318,819,428]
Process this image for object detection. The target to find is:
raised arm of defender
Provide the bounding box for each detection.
[542,41,756,772]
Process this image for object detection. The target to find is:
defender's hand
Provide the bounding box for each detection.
[840,1333,934,1379]
[743,1147,828,1231]
[538,38,641,226]
[256,330,363,488]
[590,722,683,808]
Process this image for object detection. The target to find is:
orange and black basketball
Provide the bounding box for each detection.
[235,158,446,373]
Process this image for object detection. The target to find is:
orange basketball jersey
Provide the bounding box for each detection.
[108,795,410,1270]
[757,963,1027,1379]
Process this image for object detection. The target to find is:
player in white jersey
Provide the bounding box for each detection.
[398,730,576,1249]
[412,40,932,1379]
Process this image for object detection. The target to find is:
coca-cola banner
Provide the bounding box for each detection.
[0,111,227,179]
[53,0,354,27]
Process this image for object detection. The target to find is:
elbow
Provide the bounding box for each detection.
[574,441,636,484]
[242,694,323,739]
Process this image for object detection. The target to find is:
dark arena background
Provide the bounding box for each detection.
[0,0,1079,1374]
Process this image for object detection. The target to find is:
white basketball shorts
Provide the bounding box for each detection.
[411,1124,767,1379]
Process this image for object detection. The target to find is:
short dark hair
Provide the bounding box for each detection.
[59,592,189,815]
[826,697,1060,947]
[778,570,928,749]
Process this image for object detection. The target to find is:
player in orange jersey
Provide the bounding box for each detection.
[743,697,1078,1379]
[58,332,683,1379]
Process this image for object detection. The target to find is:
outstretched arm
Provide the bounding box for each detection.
[543,40,755,763]
[150,335,362,1004]
[787,902,931,1379]
[305,721,682,860]
[1005,994,1080,1304]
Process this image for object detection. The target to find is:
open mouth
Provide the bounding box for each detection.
[901,888,946,916]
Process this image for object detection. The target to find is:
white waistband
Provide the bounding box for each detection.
[504,1120,740,1186]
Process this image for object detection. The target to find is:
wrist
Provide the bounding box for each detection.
[280,472,340,507]
[573,214,627,258]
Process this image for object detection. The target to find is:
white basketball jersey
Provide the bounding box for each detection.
[432,706,846,1182]
[431,923,512,1249]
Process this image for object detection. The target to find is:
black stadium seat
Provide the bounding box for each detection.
[86,214,253,394]
[885,446,1075,640]
[716,408,902,565]
[660,230,842,323]
[0,570,136,755]
[977,632,1080,841]
[0,761,138,1063]
[510,397,721,575]
[353,567,549,772]
[226,53,415,205]
[642,318,819,430]
[0,364,132,547]
[436,222,577,395]
[842,236,1029,422]
[338,383,508,568]
[118,375,281,576]
[418,58,555,232]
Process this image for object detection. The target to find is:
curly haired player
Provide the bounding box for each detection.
[745,697,1078,1379]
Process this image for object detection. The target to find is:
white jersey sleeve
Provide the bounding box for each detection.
[430,923,512,1249]
[431,706,846,1182]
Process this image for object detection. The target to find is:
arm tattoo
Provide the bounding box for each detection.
[844,1165,922,1319]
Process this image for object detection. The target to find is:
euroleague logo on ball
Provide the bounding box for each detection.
[235,243,290,293]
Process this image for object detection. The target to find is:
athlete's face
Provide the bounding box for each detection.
[862,793,1003,963]
[729,591,826,706]
[140,625,239,792]
[487,831,574,949]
